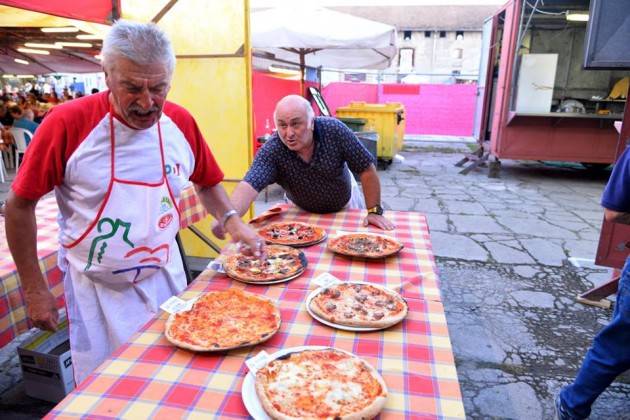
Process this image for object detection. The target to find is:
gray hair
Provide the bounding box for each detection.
[101,20,175,74]
[273,95,315,125]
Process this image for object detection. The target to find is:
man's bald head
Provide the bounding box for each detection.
[274,95,315,127]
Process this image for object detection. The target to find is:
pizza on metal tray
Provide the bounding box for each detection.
[164,289,281,351]
[258,221,327,247]
[309,282,408,329]
[224,244,307,283]
[255,348,388,420]
[328,233,403,258]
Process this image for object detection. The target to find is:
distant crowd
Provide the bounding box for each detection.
[0,87,100,148]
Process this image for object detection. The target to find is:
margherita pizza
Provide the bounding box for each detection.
[309,282,408,328]
[258,222,327,247]
[165,289,281,351]
[255,348,388,420]
[224,245,307,283]
[328,233,403,258]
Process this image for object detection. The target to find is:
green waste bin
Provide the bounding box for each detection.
[338,117,367,132]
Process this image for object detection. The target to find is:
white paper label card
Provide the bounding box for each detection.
[312,273,342,288]
[160,296,197,314]
[246,350,270,373]
[207,259,225,273]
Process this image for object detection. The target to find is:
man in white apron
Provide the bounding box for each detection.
[212,95,394,239]
[5,21,261,385]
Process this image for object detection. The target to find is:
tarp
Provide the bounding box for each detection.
[0,0,173,74]
[0,0,118,24]
[251,7,397,71]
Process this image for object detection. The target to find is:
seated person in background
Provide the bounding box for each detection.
[0,101,13,126]
[9,106,39,146]
[213,94,394,238]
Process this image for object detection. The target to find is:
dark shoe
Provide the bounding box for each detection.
[555,394,582,420]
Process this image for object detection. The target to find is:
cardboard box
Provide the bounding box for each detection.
[17,319,75,402]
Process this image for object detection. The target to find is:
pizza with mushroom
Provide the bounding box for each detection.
[308,282,408,328]
[328,233,403,258]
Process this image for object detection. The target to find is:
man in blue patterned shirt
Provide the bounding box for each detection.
[215,95,394,236]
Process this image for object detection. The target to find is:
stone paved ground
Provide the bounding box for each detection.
[1,141,629,419]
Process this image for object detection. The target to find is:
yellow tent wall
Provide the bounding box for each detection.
[124,0,254,259]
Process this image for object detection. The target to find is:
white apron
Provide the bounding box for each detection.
[61,112,185,384]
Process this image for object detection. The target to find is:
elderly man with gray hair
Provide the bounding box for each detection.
[5,20,261,384]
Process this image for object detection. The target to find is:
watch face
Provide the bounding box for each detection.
[369,205,383,215]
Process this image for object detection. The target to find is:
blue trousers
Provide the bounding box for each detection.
[560,258,630,418]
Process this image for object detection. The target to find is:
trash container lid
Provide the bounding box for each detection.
[338,117,368,123]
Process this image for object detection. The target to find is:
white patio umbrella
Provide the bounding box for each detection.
[251,6,397,95]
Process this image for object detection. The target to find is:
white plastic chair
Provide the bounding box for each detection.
[9,127,32,174]
[0,151,5,183]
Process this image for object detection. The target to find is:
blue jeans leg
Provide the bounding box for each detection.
[560,259,630,419]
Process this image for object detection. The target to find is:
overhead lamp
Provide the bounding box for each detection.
[41,26,79,33]
[25,42,62,49]
[566,11,589,21]
[14,59,29,65]
[268,64,300,75]
[55,42,93,48]
[77,34,102,40]
[17,47,50,55]
[2,75,15,79]
[16,75,35,78]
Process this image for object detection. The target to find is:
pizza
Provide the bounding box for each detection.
[258,222,326,247]
[224,245,307,283]
[255,348,388,420]
[164,289,280,351]
[328,233,403,258]
[309,282,408,328]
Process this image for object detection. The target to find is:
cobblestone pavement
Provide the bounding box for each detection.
[1,141,629,418]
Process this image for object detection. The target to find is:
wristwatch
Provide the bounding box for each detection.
[367,204,384,216]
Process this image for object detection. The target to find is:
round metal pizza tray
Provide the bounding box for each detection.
[327,233,403,259]
[305,282,406,332]
[228,268,306,285]
[241,345,332,420]
[263,231,328,248]
[225,250,308,285]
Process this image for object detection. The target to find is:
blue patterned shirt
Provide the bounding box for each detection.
[244,117,375,213]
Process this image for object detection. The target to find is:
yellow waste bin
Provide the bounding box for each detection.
[336,102,406,165]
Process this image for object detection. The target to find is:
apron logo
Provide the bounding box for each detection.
[158,213,173,230]
[165,163,181,176]
[85,218,134,271]
[116,243,171,282]
[160,196,173,214]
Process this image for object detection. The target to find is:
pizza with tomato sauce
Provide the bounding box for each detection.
[224,245,307,283]
[255,348,388,420]
[165,289,281,351]
[328,233,403,258]
[258,222,327,247]
[309,282,408,329]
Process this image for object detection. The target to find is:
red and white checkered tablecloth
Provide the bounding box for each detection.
[178,186,207,229]
[0,197,64,347]
[47,209,465,419]
[0,187,206,348]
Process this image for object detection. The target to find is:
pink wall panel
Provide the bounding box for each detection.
[319,82,477,136]
[379,83,477,136]
[321,82,378,117]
